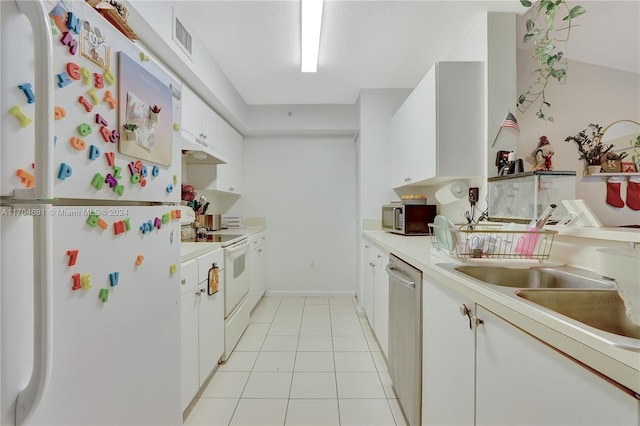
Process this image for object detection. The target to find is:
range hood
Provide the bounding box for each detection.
[181,132,228,164]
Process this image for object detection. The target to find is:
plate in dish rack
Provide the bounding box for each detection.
[433,215,458,253]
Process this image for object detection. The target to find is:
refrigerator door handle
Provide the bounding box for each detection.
[16,211,54,426]
[14,0,56,422]
[14,0,55,201]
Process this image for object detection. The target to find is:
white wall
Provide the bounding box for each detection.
[446,12,517,218]
[358,89,411,222]
[226,136,357,296]
[517,49,640,226]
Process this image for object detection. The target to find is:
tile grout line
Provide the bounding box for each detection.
[357,297,400,426]
[195,296,399,426]
[283,297,306,425]
[328,298,341,426]
[231,297,284,425]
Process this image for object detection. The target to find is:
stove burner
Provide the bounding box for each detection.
[207,234,245,246]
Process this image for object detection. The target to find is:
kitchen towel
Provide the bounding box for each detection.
[208,265,219,295]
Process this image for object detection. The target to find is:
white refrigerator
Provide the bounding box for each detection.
[1,0,182,424]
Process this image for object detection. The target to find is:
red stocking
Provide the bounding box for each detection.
[627,176,640,210]
[606,177,625,208]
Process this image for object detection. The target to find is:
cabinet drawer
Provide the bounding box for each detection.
[180,259,198,295]
[197,248,224,283]
[250,232,265,250]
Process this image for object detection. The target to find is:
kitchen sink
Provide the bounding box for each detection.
[516,290,640,341]
[453,266,614,289]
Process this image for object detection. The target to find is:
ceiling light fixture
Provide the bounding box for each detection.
[301,0,324,73]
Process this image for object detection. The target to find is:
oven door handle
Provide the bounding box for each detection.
[225,240,249,258]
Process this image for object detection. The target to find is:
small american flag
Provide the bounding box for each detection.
[502,112,520,132]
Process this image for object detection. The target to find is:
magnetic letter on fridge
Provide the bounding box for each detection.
[56,72,72,88]
[91,173,104,190]
[88,145,101,160]
[18,83,35,104]
[57,163,72,180]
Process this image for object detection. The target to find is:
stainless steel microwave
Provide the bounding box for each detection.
[382,204,437,235]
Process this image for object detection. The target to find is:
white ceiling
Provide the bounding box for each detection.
[174,0,639,106]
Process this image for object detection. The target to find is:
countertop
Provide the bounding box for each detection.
[548,225,640,243]
[180,226,266,263]
[362,230,640,395]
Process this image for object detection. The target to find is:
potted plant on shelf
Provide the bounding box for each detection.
[630,134,640,170]
[150,105,161,123]
[123,123,138,141]
[564,123,613,174]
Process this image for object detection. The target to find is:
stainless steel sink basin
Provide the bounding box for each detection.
[516,290,640,340]
[453,266,614,289]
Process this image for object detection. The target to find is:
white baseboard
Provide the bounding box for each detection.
[264,290,356,298]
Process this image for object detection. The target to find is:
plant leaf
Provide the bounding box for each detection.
[520,0,533,7]
[523,33,535,43]
[568,5,586,19]
[526,19,535,32]
[518,95,526,105]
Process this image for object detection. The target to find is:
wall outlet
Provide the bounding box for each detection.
[469,187,479,204]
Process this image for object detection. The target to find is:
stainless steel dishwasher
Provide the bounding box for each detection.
[386,254,423,426]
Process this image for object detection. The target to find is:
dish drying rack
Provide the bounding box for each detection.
[429,223,557,262]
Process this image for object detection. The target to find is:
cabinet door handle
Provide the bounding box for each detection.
[181,279,186,285]
[460,304,483,329]
[460,304,472,329]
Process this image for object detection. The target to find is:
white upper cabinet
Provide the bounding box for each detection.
[187,116,243,194]
[216,118,244,194]
[391,61,484,188]
[181,84,227,164]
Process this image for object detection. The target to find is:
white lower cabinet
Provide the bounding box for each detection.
[180,249,225,412]
[475,306,640,426]
[372,250,389,357]
[362,241,375,323]
[422,274,475,426]
[421,274,640,426]
[361,239,389,358]
[248,231,266,311]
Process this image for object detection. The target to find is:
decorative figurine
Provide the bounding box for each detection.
[532,135,554,171]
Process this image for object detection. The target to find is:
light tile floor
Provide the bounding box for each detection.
[185,296,407,426]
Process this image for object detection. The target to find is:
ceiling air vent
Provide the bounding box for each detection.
[172,10,193,59]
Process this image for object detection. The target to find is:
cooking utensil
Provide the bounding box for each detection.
[529,204,557,229]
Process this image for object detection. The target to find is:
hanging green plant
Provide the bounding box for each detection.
[517,0,586,121]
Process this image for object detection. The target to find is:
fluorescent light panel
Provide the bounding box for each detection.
[301,0,324,72]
